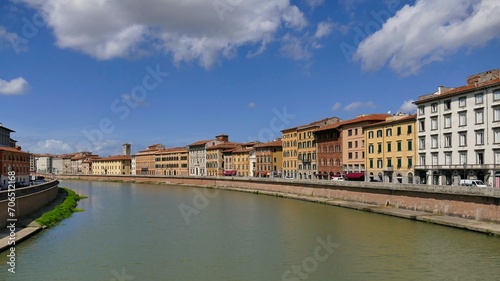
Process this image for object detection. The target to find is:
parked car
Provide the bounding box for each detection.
[459,179,487,187]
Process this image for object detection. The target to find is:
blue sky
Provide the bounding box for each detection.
[1,0,499,156]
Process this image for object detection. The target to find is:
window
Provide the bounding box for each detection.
[475,110,484,124]
[494,107,500,122]
[368,144,374,154]
[419,120,425,132]
[397,127,401,136]
[355,152,358,159]
[377,130,383,138]
[476,151,484,165]
[348,142,352,149]
[419,137,425,150]
[418,106,424,115]
[407,140,412,151]
[397,158,402,168]
[387,142,392,152]
[496,151,500,165]
[407,158,412,168]
[431,117,438,130]
[369,159,373,168]
[348,153,352,159]
[377,159,383,169]
[459,112,467,126]
[355,141,358,148]
[459,97,466,107]
[431,135,438,148]
[494,90,500,101]
[444,114,451,128]
[476,131,484,145]
[348,129,352,136]
[494,129,500,143]
[444,100,451,110]
[459,153,467,165]
[475,93,483,104]
[419,154,425,166]
[387,158,392,168]
[355,128,358,135]
[445,153,452,165]
[459,132,467,146]
[407,125,412,134]
[431,103,438,113]
[444,134,452,148]
[432,154,438,165]
[386,128,392,137]
[397,141,402,151]
[368,131,374,139]
[377,143,382,153]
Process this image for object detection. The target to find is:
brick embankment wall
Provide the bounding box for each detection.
[55,175,500,223]
[0,181,59,228]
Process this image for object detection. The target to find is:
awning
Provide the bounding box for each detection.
[345,172,365,179]
[224,170,237,176]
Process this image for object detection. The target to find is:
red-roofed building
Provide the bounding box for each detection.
[254,139,283,177]
[314,121,343,179]
[188,134,230,176]
[0,123,30,185]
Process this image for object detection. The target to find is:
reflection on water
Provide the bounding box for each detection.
[1,180,500,281]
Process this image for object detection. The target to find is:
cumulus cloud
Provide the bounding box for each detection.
[305,0,325,9]
[19,0,308,68]
[354,0,500,75]
[0,77,29,95]
[315,21,334,39]
[344,101,376,111]
[30,139,74,154]
[397,100,417,114]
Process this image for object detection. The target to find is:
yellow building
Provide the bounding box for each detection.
[364,114,417,183]
[207,143,239,176]
[233,145,254,177]
[281,127,297,178]
[92,155,132,175]
[154,147,189,176]
[282,117,340,179]
[254,139,283,177]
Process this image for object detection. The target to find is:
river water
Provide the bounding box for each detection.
[1,180,500,281]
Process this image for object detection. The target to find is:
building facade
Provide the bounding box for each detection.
[315,122,343,180]
[1,146,30,186]
[341,114,390,179]
[135,144,165,175]
[414,69,500,187]
[154,147,189,176]
[364,114,417,183]
[254,139,283,177]
[92,155,132,175]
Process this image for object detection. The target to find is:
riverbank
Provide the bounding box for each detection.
[0,188,68,253]
[219,186,500,236]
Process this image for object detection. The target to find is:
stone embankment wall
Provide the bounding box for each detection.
[57,175,500,223]
[0,181,59,228]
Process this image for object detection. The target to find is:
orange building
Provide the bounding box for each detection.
[254,139,283,177]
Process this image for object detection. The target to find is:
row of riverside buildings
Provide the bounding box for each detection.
[2,69,500,188]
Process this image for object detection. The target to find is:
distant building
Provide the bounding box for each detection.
[135,144,165,175]
[154,147,189,176]
[254,139,283,177]
[315,122,343,180]
[92,155,132,175]
[188,134,230,176]
[0,123,30,185]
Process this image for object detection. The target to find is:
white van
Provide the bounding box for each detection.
[459,179,487,187]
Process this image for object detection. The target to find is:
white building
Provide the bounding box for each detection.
[413,69,500,187]
[131,155,136,175]
[35,155,53,174]
[188,135,230,176]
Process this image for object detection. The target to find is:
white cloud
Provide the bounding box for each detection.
[305,0,325,9]
[331,102,341,112]
[0,77,29,95]
[315,21,334,39]
[248,102,256,109]
[344,101,376,111]
[20,0,308,68]
[0,26,26,52]
[30,139,74,154]
[355,0,500,75]
[397,100,417,114]
[280,34,311,60]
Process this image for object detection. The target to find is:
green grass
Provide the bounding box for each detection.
[36,187,87,228]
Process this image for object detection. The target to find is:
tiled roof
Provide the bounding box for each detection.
[339,114,391,126]
[0,146,29,154]
[254,139,282,148]
[315,121,342,132]
[363,114,417,128]
[206,142,239,150]
[188,139,212,147]
[94,155,132,162]
[414,78,500,104]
